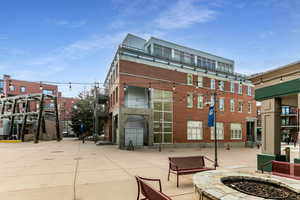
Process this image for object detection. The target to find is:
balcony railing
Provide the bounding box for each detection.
[118,44,248,81]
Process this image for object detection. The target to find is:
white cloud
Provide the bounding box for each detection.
[42,19,87,28]
[154,0,216,29]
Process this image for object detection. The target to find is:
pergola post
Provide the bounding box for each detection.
[9,99,17,139]
[1,100,6,115]
[35,94,44,143]
[54,96,61,141]
[20,98,30,142]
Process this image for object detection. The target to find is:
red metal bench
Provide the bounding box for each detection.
[262,161,300,180]
[135,176,172,200]
[168,156,216,187]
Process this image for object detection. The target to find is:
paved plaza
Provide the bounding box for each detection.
[0,139,298,200]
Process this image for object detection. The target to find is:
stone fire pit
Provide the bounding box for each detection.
[193,170,300,200]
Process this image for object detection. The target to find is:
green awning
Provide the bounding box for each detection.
[255,78,300,101]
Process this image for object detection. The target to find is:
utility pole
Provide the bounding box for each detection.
[93,82,99,142]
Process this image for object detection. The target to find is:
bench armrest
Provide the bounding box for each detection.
[260,160,273,173]
[203,156,216,169]
[169,160,179,171]
[136,176,162,192]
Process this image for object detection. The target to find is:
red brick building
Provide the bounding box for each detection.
[58,97,79,135]
[104,34,257,149]
[0,75,78,135]
[1,74,58,98]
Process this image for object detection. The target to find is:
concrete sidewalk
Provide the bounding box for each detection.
[0,139,289,200]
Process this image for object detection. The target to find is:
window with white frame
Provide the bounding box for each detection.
[187,120,203,140]
[211,95,215,106]
[218,80,224,91]
[231,123,242,139]
[187,93,193,108]
[197,95,203,109]
[238,84,243,95]
[9,85,15,91]
[210,79,215,89]
[187,74,193,85]
[230,99,235,112]
[20,86,26,93]
[219,97,224,111]
[211,122,224,140]
[197,76,203,87]
[238,101,243,112]
[247,86,252,96]
[230,81,235,93]
[248,102,252,113]
[43,90,53,95]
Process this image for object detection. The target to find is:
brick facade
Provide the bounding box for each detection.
[108,59,256,145]
[2,75,58,97]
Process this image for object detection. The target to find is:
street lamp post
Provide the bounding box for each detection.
[213,92,219,168]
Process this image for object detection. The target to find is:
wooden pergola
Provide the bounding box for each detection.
[0,93,61,143]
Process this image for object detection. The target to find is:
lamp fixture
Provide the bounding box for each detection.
[123,83,128,91]
[172,82,176,91]
[39,82,43,90]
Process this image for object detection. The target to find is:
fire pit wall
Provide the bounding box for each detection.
[193,170,300,200]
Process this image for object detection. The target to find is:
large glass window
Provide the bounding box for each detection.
[152,89,173,143]
[197,56,216,70]
[174,49,183,62]
[211,122,224,140]
[217,62,233,73]
[183,52,195,65]
[187,121,203,140]
[153,44,171,59]
[231,123,242,139]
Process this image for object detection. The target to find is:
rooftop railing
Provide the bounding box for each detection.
[118,44,249,81]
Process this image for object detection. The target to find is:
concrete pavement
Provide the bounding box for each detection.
[0,139,297,200]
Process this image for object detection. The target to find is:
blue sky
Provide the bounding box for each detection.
[0,0,299,96]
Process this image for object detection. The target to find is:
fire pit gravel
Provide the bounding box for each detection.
[222,176,300,199]
[193,170,300,200]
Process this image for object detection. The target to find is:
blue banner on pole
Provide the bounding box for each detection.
[208,105,215,127]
